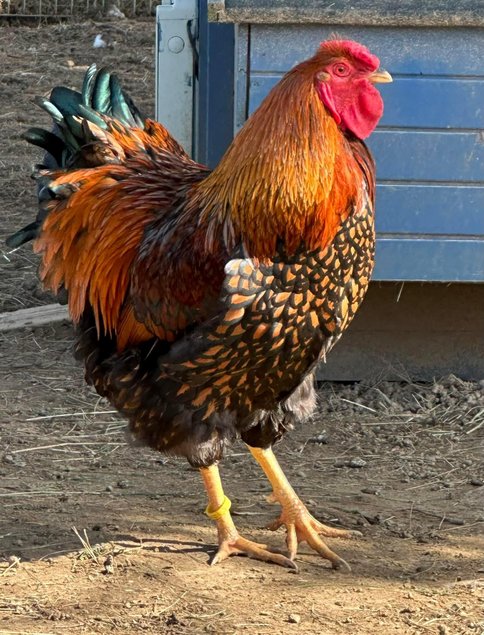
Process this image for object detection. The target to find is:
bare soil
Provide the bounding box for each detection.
[1,20,483,635]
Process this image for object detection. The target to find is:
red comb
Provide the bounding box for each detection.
[319,40,379,71]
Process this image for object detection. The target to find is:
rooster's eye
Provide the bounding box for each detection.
[333,63,350,77]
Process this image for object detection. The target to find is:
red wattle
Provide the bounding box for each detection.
[316,82,342,126]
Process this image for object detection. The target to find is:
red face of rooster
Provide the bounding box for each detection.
[314,40,392,139]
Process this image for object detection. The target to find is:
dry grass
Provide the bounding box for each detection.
[0,0,157,18]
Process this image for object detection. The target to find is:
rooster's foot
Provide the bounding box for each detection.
[211,529,297,570]
[200,463,297,571]
[249,446,360,571]
[267,502,360,571]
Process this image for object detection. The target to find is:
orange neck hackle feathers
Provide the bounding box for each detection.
[194,55,364,258]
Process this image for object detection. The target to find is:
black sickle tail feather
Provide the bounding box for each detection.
[6,64,145,249]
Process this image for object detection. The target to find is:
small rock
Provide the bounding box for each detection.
[103,554,114,575]
[288,614,301,624]
[361,487,380,495]
[3,454,26,468]
[117,480,128,489]
[105,485,113,492]
[349,457,367,468]
[66,59,75,68]
[309,432,328,444]
[470,478,483,487]
[399,530,414,539]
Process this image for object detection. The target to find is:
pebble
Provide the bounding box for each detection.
[3,454,26,468]
[103,554,114,575]
[349,457,367,468]
[288,614,301,624]
[361,487,380,495]
[470,478,483,487]
[399,530,414,539]
[309,432,328,444]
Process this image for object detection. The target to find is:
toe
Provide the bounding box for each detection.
[210,535,298,571]
[310,516,362,540]
[236,536,298,570]
[331,556,352,572]
[304,531,352,571]
[286,524,298,561]
[210,543,238,566]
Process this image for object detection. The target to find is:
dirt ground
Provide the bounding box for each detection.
[0,20,483,635]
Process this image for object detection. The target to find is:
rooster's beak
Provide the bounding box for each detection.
[369,69,393,84]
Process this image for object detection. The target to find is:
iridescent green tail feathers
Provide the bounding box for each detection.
[6,64,144,249]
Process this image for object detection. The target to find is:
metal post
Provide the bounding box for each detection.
[155,0,198,154]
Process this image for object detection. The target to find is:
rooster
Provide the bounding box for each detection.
[8,40,391,571]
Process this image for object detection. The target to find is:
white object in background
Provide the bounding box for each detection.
[106,3,126,18]
[156,0,198,154]
[93,34,107,48]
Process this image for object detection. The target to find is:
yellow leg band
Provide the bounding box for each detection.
[205,495,232,521]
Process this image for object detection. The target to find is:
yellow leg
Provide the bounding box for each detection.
[199,464,296,570]
[248,446,360,571]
